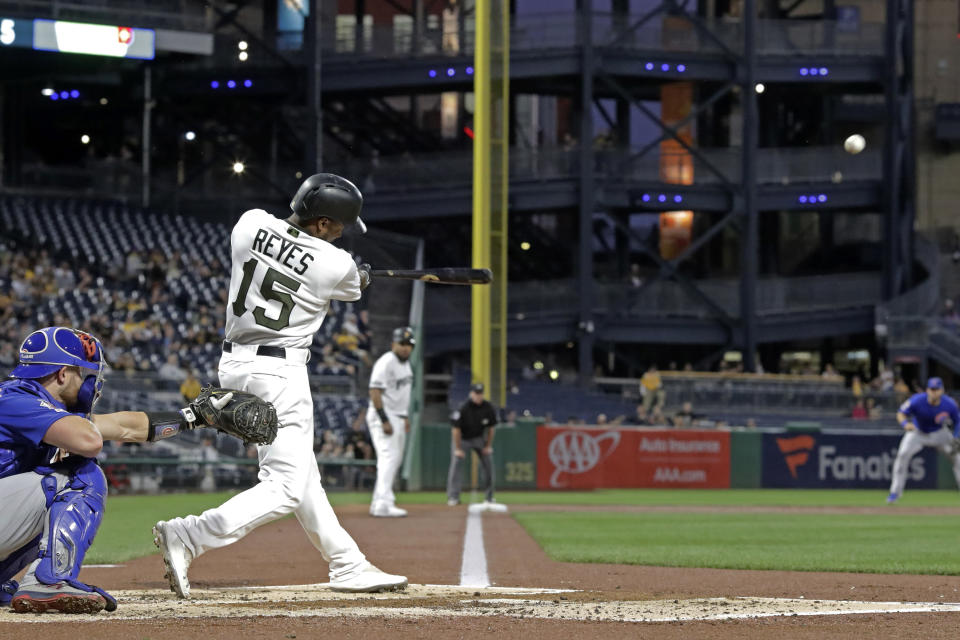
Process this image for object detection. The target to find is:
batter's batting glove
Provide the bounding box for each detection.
[359,263,372,291]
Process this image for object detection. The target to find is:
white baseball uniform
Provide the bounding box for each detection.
[366,351,413,512]
[162,208,371,582]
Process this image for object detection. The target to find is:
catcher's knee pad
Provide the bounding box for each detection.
[35,458,116,610]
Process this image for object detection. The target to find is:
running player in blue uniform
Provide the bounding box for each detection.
[0,326,242,613]
[887,377,960,504]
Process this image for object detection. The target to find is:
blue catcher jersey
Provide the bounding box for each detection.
[0,378,74,479]
[900,392,960,435]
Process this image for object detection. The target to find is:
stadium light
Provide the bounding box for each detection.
[99,97,108,105]
[227,80,236,89]
[238,40,248,51]
[520,241,531,251]
[238,51,248,61]
[243,79,252,88]
[755,83,765,94]
[80,134,90,144]
[548,370,559,381]
[211,80,219,89]
[295,171,303,179]
[184,131,196,141]
[533,360,544,371]
[232,161,245,174]
[41,87,54,96]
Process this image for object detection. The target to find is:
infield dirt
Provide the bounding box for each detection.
[1,503,959,638]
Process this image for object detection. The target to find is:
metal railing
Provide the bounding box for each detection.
[312,12,884,59]
[425,272,883,323]
[8,144,882,206]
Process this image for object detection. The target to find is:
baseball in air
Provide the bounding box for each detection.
[843,134,866,154]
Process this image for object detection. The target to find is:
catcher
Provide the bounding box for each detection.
[0,326,277,614]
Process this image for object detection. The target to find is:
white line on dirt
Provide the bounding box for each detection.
[459,508,489,587]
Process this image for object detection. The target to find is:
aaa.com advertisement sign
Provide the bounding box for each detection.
[536,426,730,489]
[761,432,937,488]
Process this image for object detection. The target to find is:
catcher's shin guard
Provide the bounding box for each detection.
[34,459,117,611]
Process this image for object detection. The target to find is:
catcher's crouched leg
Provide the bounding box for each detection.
[11,459,117,614]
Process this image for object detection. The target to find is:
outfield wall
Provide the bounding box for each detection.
[413,423,957,491]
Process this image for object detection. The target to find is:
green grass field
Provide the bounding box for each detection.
[90,489,960,574]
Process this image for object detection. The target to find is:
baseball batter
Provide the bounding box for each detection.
[153,173,407,597]
[0,326,244,613]
[887,376,960,504]
[366,326,414,517]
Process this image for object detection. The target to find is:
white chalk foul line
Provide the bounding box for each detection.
[459,508,489,588]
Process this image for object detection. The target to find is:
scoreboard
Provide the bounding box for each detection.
[0,17,155,59]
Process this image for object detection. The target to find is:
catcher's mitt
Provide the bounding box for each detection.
[191,385,279,445]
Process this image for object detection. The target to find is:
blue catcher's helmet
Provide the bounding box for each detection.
[11,327,107,414]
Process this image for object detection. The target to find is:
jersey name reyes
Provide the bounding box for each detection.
[252,228,315,275]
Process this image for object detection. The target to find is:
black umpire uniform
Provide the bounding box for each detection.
[446,383,498,505]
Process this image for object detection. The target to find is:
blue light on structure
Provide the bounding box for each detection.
[661,63,670,71]
[59,91,69,99]
[819,67,829,75]
[799,195,808,203]
[799,67,809,76]
[211,80,220,89]
[70,90,79,98]
[466,66,474,75]
[641,193,651,202]
[447,67,455,76]
[818,194,827,202]
[243,79,253,88]
[674,195,683,203]
[658,194,667,203]
[428,69,437,78]
[50,93,59,101]
[810,68,819,75]
[809,195,818,202]
[677,64,686,72]
[227,80,236,88]
[645,62,654,71]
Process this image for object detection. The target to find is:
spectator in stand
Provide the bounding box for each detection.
[851,375,864,398]
[822,363,842,380]
[941,298,960,326]
[596,413,608,426]
[640,365,666,415]
[851,399,868,419]
[180,369,202,403]
[894,377,911,404]
[673,401,699,428]
[866,397,882,420]
[158,354,186,382]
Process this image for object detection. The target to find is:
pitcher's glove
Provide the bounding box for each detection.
[191,385,279,445]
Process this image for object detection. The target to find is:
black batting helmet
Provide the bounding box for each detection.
[392,326,416,345]
[290,173,366,232]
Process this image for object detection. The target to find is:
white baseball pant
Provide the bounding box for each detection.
[889,427,960,496]
[166,346,368,581]
[366,408,406,511]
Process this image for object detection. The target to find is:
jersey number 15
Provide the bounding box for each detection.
[231,258,301,330]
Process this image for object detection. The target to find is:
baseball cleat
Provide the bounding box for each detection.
[10,582,106,614]
[1,580,18,607]
[153,520,193,599]
[446,498,460,507]
[886,492,900,504]
[370,505,408,518]
[329,565,408,593]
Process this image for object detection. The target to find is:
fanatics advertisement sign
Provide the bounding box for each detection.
[536,426,731,489]
[761,432,937,489]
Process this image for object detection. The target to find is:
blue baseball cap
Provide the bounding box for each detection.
[927,377,944,390]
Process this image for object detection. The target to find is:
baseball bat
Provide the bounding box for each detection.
[370,267,493,285]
